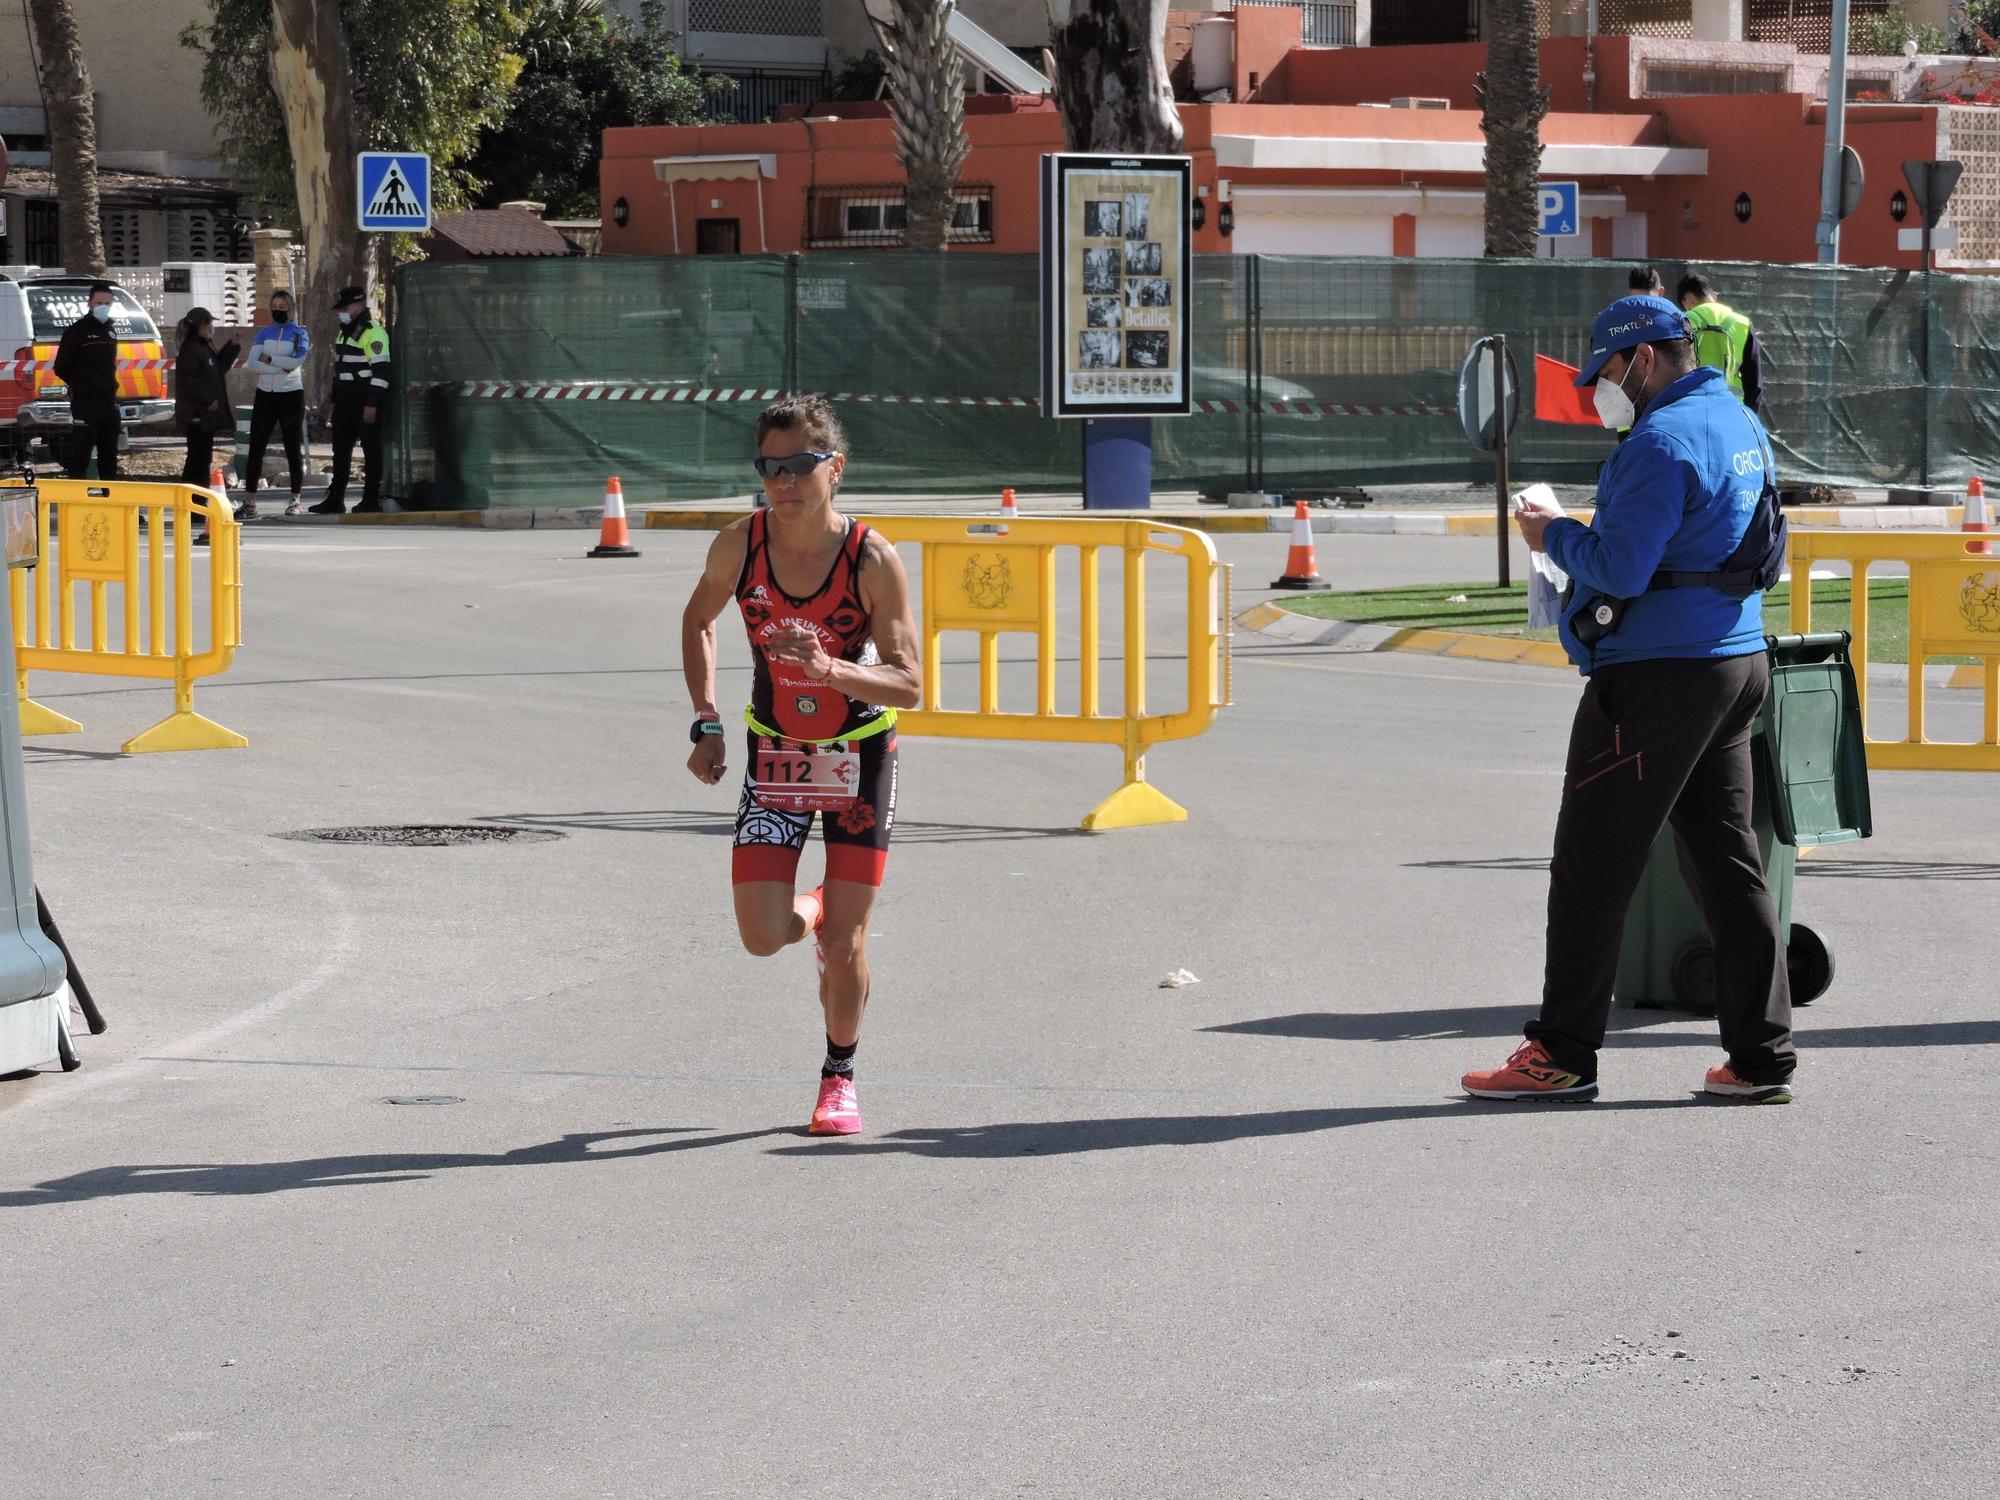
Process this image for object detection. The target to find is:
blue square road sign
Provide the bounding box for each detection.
[358,152,432,233]
[1537,181,1580,239]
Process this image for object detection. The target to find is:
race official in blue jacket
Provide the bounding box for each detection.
[1462,296,1795,1107]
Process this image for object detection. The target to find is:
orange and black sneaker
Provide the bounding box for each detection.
[1462,1041,1598,1102]
[1703,1062,1793,1105]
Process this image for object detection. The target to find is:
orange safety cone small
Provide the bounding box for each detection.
[590,476,641,558]
[1270,499,1329,590]
[208,464,228,493]
[998,486,1019,535]
[1964,474,1991,557]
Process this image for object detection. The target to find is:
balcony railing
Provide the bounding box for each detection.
[1237,2,1358,49]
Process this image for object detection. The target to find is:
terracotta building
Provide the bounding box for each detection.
[600,17,2000,272]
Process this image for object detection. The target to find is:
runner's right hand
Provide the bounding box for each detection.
[688,733,727,785]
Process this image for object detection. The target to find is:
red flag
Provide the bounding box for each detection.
[1535,354,1601,426]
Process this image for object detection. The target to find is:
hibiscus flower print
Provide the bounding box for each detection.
[836,801,877,836]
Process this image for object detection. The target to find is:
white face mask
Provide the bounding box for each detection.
[1592,353,1644,430]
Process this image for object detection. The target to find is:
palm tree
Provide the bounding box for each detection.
[881,0,970,253]
[1477,0,1548,258]
[1048,0,1183,152]
[26,0,107,274]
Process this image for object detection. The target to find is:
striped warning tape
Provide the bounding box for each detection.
[417,380,1450,419]
[3,357,179,376]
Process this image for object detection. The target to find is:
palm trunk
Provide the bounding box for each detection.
[26,0,106,275]
[269,0,368,415]
[883,0,969,254]
[1048,0,1184,153]
[1477,0,1548,259]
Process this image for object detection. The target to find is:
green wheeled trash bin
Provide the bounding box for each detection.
[1615,633,1873,1012]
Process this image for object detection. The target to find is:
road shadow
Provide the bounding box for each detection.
[478,809,1090,844]
[1408,854,2000,881]
[20,744,127,766]
[0,1126,793,1208]
[1204,1006,1687,1044]
[764,1097,1686,1160]
[1204,1008,2000,1050]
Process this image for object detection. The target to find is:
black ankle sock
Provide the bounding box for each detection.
[821,1036,857,1079]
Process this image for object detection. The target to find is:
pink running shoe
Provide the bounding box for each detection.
[809,1074,863,1135]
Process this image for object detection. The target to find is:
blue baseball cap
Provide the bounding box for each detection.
[1575,295,1692,387]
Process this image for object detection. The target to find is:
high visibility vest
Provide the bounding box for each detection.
[333,318,392,409]
[1686,300,1752,398]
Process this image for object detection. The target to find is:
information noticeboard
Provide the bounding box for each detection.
[1039,153,1193,420]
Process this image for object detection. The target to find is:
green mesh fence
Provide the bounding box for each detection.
[389,253,2000,508]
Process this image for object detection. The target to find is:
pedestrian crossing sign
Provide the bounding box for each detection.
[358,152,432,232]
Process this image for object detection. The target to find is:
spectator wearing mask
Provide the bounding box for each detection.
[241,288,312,517]
[52,281,121,480]
[172,307,239,486]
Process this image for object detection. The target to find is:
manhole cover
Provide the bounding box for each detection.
[385,1095,463,1106]
[277,824,563,847]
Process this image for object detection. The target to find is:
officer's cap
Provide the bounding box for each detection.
[1576,296,1691,387]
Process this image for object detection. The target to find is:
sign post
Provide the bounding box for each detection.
[1457,335,1521,588]
[1040,154,1193,510]
[1902,159,1963,490]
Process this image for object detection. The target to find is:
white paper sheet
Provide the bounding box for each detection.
[1513,484,1571,629]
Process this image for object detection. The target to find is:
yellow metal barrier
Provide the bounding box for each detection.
[862,515,1232,830]
[1788,528,2000,772]
[7,479,245,753]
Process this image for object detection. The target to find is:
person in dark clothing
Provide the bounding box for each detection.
[52,281,122,480]
[173,308,240,486]
[311,285,391,515]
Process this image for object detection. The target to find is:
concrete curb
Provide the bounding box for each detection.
[339,507,602,530]
[1236,601,1986,689]
[345,502,1978,539]
[1233,601,1574,669]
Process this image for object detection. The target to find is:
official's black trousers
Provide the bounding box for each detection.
[1527,652,1795,1085]
[181,426,216,484]
[63,406,120,480]
[245,388,306,496]
[327,398,382,508]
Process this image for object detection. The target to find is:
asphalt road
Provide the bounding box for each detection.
[1,525,1993,1499]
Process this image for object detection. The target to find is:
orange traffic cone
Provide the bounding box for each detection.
[1270,499,1329,590]
[1965,475,1991,557]
[998,486,1018,535]
[208,464,227,494]
[590,476,641,558]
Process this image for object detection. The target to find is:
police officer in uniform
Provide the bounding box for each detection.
[1678,273,1766,417]
[310,285,391,515]
[1462,296,1796,1106]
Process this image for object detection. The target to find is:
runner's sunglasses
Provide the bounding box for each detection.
[753,450,835,479]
